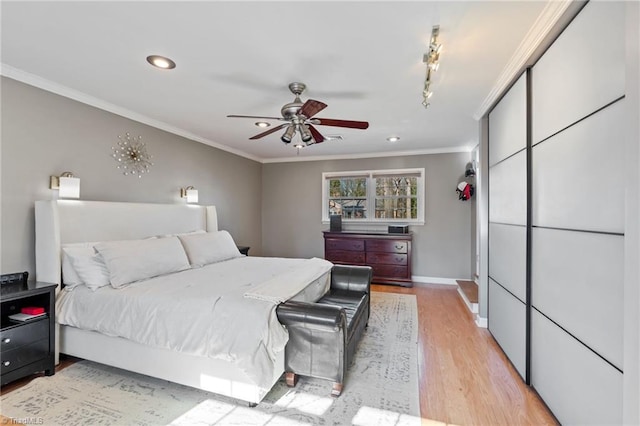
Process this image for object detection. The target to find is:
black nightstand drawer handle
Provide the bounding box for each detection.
[3,338,11,344]
[3,361,10,367]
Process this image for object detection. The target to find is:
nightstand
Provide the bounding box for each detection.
[1,279,57,386]
[237,246,250,256]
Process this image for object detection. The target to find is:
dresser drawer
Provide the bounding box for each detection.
[325,238,365,252]
[366,252,407,265]
[325,250,366,264]
[0,318,49,351]
[1,338,49,374]
[366,240,408,253]
[372,265,410,279]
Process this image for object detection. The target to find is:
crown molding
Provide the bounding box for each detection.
[473,0,574,120]
[1,64,473,165]
[0,64,262,163]
[260,145,472,164]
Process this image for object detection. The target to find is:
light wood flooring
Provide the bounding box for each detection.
[2,283,557,425]
[373,283,557,426]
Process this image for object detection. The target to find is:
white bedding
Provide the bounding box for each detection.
[57,256,332,388]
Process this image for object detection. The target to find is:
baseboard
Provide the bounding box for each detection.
[411,275,459,286]
[475,316,488,328]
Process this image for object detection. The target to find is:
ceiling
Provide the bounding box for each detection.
[1,1,556,163]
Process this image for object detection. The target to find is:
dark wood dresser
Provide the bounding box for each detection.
[323,231,413,287]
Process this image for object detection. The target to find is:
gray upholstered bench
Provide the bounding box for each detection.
[276,264,372,396]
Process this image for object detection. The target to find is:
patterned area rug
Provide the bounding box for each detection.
[1,292,419,426]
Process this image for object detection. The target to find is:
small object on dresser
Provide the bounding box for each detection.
[388,225,409,234]
[330,215,342,232]
[22,306,45,315]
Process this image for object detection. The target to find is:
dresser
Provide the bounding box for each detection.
[1,279,57,385]
[323,231,413,287]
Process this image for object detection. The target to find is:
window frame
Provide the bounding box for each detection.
[322,168,425,225]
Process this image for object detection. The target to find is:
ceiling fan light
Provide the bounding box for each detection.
[299,124,312,142]
[281,125,296,144]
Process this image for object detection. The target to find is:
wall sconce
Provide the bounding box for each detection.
[180,186,199,203]
[50,172,80,199]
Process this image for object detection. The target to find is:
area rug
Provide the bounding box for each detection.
[1,292,420,426]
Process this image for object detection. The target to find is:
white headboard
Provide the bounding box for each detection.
[35,200,218,284]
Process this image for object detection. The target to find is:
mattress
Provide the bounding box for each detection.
[56,256,332,388]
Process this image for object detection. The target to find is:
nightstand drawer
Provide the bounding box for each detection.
[1,338,49,374]
[0,318,49,351]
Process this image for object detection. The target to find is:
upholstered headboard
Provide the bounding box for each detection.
[35,200,218,285]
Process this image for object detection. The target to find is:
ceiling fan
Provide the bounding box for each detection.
[227,82,369,148]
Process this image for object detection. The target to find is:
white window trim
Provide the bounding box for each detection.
[322,168,425,225]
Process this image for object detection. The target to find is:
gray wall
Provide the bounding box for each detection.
[1,77,263,274]
[262,153,472,280]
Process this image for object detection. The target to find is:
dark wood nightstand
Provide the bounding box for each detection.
[1,279,57,386]
[237,246,250,256]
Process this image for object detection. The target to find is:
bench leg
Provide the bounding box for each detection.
[331,382,343,397]
[285,372,299,387]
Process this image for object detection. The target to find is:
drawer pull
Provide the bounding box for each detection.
[395,245,404,250]
[3,361,10,367]
[2,338,10,344]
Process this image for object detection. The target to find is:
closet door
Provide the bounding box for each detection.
[488,73,528,379]
[530,1,625,423]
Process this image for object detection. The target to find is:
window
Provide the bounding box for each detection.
[322,168,425,224]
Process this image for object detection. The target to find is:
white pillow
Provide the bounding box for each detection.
[178,231,242,267]
[68,251,111,291]
[61,246,86,288]
[61,244,109,291]
[95,236,190,288]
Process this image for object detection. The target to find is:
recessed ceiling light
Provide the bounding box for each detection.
[146,55,176,70]
[255,122,270,128]
[387,136,400,142]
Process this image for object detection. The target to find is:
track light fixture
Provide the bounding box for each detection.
[422,25,442,108]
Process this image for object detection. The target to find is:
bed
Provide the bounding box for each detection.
[34,200,332,404]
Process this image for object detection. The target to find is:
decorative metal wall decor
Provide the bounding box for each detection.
[112,133,154,177]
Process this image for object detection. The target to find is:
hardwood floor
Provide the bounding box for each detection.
[372,283,557,426]
[2,284,557,425]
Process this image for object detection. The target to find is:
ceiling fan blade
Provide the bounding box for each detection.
[298,99,328,119]
[249,123,289,140]
[308,125,325,143]
[227,114,284,121]
[313,118,369,129]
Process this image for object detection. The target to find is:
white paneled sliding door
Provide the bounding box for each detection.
[529,1,625,423]
[488,72,528,380]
